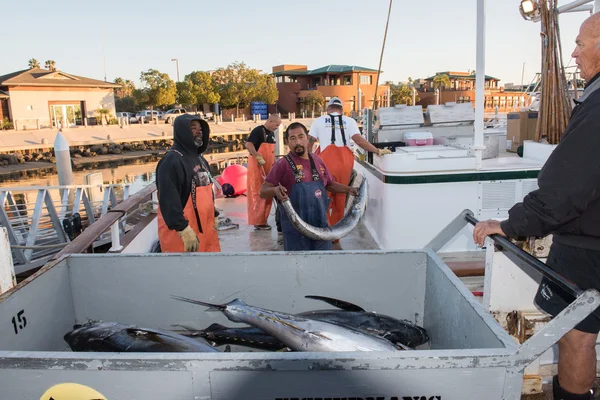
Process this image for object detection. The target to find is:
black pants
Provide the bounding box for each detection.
[534,242,600,334]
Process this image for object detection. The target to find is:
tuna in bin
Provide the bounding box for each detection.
[171,295,420,352]
[64,321,220,353]
[174,295,429,351]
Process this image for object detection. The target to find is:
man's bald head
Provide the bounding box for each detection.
[581,12,600,36]
[264,114,281,132]
[572,13,600,81]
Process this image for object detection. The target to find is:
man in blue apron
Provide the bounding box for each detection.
[259,122,357,251]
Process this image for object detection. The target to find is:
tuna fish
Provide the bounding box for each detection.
[171,296,400,352]
[173,295,428,351]
[64,321,219,353]
[280,173,367,241]
[302,295,430,348]
[173,323,286,351]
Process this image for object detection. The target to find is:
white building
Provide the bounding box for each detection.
[0,68,119,130]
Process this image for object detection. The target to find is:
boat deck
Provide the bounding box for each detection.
[215,196,379,252]
[215,196,486,293]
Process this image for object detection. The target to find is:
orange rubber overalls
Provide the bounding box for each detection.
[158,150,221,253]
[319,114,355,232]
[247,127,276,226]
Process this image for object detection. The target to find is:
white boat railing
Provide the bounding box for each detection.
[0,184,137,274]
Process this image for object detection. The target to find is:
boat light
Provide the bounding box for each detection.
[519,0,541,20]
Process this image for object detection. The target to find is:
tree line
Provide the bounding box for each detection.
[113,62,278,116]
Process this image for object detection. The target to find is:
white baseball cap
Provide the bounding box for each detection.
[327,97,343,107]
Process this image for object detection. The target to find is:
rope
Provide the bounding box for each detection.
[372,0,393,112]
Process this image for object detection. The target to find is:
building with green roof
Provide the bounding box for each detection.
[272,64,389,115]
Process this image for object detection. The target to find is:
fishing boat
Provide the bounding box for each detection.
[0,1,599,399]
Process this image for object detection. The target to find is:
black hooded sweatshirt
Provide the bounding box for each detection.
[501,72,600,250]
[156,114,211,232]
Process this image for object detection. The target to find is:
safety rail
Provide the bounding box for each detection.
[0,183,152,274]
[53,183,157,261]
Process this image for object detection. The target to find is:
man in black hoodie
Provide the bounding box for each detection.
[156,114,220,253]
[474,14,600,400]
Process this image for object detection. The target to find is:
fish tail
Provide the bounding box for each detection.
[170,295,226,311]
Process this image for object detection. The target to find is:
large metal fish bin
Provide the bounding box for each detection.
[0,250,597,400]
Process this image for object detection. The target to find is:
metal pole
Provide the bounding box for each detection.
[171,58,180,82]
[520,62,526,90]
[557,0,592,14]
[0,227,15,295]
[595,0,600,13]
[464,214,583,297]
[54,131,73,188]
[109,220,123,252]
[412,87,416,106]
[371,0,393,111]
[560,4,593,13]
[386,86,391,107]
[474,0,486,170]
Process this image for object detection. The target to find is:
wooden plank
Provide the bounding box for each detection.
[445,260,485,277]
[52,183,156,259]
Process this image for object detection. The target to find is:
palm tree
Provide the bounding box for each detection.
[28,58,40,69]
[124,80,135,97]
[114,77,125,98]
[432,74,451,91]
[95,108,111,124]
[44,60,56,71]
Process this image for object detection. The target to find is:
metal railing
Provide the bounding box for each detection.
[0,183,139,274]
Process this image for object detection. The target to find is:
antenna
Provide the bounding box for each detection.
[372,0,393,112]
[102,26,107,82]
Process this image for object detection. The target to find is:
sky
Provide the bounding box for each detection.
[0,0,591,88]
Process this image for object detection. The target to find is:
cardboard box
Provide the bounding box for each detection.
[527,111,539,141]
[506,111,537,152]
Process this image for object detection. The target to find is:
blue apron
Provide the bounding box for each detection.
[279,154,332,251]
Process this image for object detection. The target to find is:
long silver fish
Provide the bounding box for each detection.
[280,173,367,241]
[173,295,427,351]
[171,296,400,352]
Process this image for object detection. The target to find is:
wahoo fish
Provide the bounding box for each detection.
[280,173,367,241]
[171,296,400,352]
[64,321,219,353]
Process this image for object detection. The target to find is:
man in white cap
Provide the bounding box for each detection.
[308,97,391,250]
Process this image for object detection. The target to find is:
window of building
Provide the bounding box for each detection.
[313,78,321,87]
[499,96,506,108]
[485,97,493,109]
[344,76,352,85]
[492,96,499,108]
[506,97,513,108]
[360,75,371,85]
